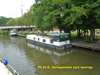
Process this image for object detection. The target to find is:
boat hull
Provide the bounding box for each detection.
[26,38,72,50]
[9,34,17,36]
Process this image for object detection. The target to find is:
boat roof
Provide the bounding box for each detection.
[47,33,69,36]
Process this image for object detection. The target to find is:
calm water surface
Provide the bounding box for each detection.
[0,34,100,75]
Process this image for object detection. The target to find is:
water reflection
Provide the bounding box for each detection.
[27,42,74,65]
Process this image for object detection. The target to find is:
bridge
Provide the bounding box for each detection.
[0,26,36,29]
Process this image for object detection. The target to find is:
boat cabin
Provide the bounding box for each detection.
[47,33,70,42]
[10,30,15,33]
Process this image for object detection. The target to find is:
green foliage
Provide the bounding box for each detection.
[18,32,36,35]
[18,32,23,35]
[6,19,17,26]
[27,32,36,35]
[0,16,13,26]
[0,31,9,34]
[83,37,92,43]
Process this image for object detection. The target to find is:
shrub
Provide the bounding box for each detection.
[19,32,23,34]
[32,32,36,34]
[17,32,36,35]
[22,32,27,35]
[2,31,9,34]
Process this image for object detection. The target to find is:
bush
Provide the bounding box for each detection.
[18,32,36,35]
[0,31,9,35]
[32,32,36,34]
[19,32,23,34]
[22,32,27,35]
[27,33,32,35]
[1,31,9,34]
[83,37,92,43]
[18,32,27,35]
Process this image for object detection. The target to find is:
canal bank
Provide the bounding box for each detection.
[71,41,100,51]
[17,34,26,38]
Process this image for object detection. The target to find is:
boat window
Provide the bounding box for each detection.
[38,38,39,41]
[61,35,65,39]
[60,35,69,41]
[34,37,35,39]
[53,36,59,41]
[43,39,46,42]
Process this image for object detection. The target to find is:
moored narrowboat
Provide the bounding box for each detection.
[26,33,72,50]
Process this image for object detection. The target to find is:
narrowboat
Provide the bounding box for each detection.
[26,33,72,50]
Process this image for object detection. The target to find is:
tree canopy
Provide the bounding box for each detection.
[32,0,100,41]
[5,0,100,41]
[0,16,13,26]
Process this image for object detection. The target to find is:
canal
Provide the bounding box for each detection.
[0,34,100,75]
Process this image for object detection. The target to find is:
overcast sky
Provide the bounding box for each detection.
[0,0,35,18]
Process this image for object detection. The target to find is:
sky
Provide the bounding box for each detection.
[0,0,36,18]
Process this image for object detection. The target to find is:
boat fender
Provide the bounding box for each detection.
[50,39,53,43]
[1,59,8,65]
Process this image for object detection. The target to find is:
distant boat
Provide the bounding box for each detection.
[0,58,19,75]
[9,30,17,36]
[26,33,72,50]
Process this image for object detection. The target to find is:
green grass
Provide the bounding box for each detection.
[71,31,77,38]
[82,37,92,43]
[71,30,100,43]
[95,36,100,39]
[95,30,100,32]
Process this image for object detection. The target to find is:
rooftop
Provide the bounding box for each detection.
[47,33,70,36]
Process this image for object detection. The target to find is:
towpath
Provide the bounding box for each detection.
[71,40,100,51]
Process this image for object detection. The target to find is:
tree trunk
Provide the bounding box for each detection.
[79,29,80,37]
[77,29,80,38]
[93,28,95,40]
[90,25,94,42]
[86,29,88,37]
[84,29,86,37]
[63,28,67,33]
[60,29,62,33]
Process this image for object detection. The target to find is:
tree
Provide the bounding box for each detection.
[0,16,13,26]
[6,18,17,26]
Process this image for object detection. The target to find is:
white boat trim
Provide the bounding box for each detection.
[0,59,19,75]
[0,62,12,75]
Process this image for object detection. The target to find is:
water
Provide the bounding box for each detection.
[0,34,100,75]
